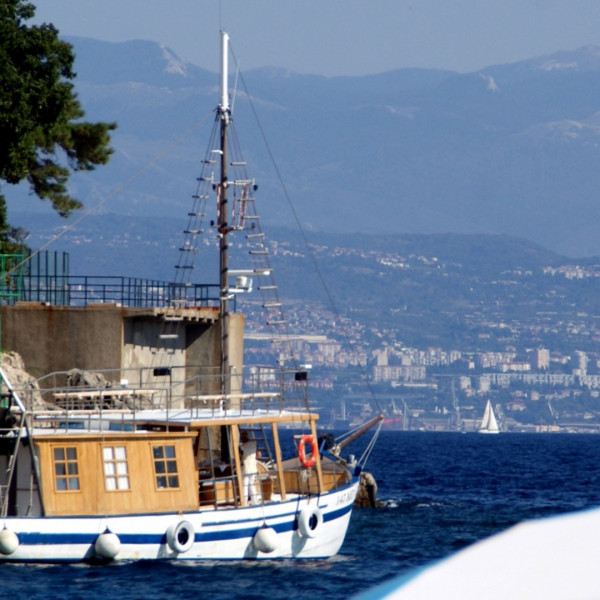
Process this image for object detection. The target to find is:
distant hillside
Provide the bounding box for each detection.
[15,212,564,283]
[16,211,600,353]
[7,39,600,257]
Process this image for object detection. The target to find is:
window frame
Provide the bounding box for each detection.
[102,445,131,492]
[52,445,81,492]
[152,443,180,490]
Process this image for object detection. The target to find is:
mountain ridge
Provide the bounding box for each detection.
[7,38,600,257]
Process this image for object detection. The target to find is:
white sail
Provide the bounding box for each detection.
[479,400,500,434]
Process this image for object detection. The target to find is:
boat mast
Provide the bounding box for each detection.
[218,31,231,396]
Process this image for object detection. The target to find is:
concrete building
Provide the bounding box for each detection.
[0,302,245,405]
[530,348,550,370]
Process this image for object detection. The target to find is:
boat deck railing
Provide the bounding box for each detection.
[6,365,311,431]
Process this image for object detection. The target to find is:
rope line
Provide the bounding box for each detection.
[229,43,384,415]
[4,111,214,280]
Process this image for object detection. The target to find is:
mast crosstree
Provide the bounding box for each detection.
[173,32,289,383]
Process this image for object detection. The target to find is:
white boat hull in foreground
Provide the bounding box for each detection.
[356,505,600,599]
[1,482,358,562]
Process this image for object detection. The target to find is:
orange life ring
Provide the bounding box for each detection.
[298,435,318,469]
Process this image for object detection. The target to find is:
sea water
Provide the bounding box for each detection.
[3,431,600,599]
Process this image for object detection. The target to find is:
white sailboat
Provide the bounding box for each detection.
[478,400,500,434]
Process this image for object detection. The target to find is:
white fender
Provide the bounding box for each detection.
[253,525,278,553]
[0,528,19,555]
[166,520,195,553]
[297,505,323,538]
[94,531,121,559]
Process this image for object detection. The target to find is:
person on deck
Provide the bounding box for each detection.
[240,430,262,505]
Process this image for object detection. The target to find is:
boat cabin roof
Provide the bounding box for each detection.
[29,407,318,435]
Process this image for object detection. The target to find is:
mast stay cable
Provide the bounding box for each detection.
[229,43,384,416]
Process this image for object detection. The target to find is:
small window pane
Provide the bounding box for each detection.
[53,446,80,492]
[153,445,179,490]
[103,446,129,492]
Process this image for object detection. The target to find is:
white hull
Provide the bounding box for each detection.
[358,506,600,600]
[0,481,358,562]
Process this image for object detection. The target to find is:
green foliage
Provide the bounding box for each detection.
[0,0,115,251]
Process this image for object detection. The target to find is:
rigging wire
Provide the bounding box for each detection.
[0,111,216,406]
[223,44,314,418]
[357,420,383,468]
[231,58,240,115]
[3,112,215,281]
[229,44,384,416]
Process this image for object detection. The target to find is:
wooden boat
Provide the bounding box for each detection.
[0,32,379,562]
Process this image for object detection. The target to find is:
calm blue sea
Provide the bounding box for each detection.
[4,431,600,599]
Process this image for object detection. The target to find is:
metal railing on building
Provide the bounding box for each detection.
[1,251,220,309]
[0,254,26,304]
[21,274,220,308]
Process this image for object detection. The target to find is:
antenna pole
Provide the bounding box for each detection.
[220,31,229,113]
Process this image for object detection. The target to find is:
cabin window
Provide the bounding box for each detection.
[152,444,179,489]
[103,446,130,491]
[53,446,80,491]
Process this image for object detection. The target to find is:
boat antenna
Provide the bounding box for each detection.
[220,31,229,114]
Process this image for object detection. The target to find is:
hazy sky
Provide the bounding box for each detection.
[32,0,600,76]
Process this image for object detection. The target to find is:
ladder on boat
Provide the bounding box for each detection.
[168,74,308,412]
[0,367,29,518]
[171,114,291,345]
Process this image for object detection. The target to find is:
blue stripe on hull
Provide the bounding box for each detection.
[15,502,353,547]
[3,481,358,559]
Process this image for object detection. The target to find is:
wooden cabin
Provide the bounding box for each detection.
[1,405,353,520]
[35,432,198,516]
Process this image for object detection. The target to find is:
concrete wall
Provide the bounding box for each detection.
[0,304,242,397]
[122,315,187,390]
[1,303,124,379]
